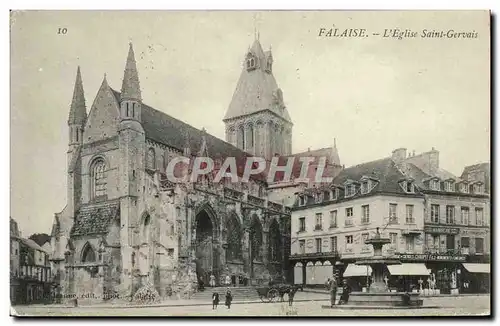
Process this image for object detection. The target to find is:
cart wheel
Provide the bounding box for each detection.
[267,289,279,302]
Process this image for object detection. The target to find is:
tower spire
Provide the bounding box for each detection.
[121,42,142,101]
[68,66,87,125]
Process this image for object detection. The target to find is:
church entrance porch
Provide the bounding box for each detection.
[194,209,219,286]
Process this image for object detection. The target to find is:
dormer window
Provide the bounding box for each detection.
[298,195,305,206]
[400,180,415,193]
[330,189,338,201]
[316,192,324,203]
[246,55,257,71]
[444,181,454,192]
[429,179,440,191]
[345,184,356,197]
[473,183,484,194]
[459,183,469,193]
[360,180,370,194]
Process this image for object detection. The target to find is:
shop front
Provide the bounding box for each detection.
[461,263,490,293]
[395,252,467,294]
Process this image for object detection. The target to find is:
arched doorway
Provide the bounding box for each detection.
[249,215,263,279]
[195,208,217,285]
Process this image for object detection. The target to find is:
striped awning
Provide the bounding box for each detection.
[462,263,490,274]
[343,264,372,277]
[387,263,430,276]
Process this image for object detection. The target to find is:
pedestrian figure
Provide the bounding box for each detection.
[339,279,351,305]
[225,288,233,309]
[328,276,338,307]
[212,292,219,310]
[288,286,298,306]
[210,273,216,287]
[225,275,231,286]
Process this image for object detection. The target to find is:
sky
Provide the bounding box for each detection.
[10,10,490,237]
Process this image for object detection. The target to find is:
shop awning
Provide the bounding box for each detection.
[387,263,430,276]
[462,263,490,274]
[343,264,372,277]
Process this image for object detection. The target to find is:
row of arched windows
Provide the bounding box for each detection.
[146,147,169,172]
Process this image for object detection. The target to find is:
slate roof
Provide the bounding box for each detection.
[461,162,490,179]
[269,147,340,183]
[294,157,421,208]
[223,39,292,123]
[70,201,120,236]
[110,89,267,182]
[332,157,409,195]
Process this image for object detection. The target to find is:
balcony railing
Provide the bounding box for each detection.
[345,219,354,227]
[314,224,322,231]
[361,218,370,224]
[329,223,337,229]
[388,216,398,224]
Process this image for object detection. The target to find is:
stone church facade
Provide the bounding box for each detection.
[49,39,317,302]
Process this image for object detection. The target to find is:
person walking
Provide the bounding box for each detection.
[209,273,216,288]
[212,292,219,310]
[339,279,351,305]
[288,286,298,306]
[225,288,233,309]
[329,276,338,307]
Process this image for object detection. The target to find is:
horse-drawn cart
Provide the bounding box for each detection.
[256,283,302,303]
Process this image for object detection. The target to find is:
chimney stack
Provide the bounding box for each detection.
[391,148,407,164]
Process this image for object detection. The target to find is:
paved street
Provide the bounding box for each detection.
[13,295,490,317]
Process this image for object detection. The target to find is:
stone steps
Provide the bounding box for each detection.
[192,287,262,302]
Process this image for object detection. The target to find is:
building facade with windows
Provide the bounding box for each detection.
[290,148,490,294]
[11,218,53,305]
[397,148,490,294]
[290,156,426,288]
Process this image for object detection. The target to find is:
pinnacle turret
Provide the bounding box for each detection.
[68,66,87,125]
[120,43,142,101]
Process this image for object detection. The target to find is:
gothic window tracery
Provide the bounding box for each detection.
[90,158,106,200]
[226,214,243,261]
[268,220,282,262]
[250,216,263,261]
[147,147,156,170]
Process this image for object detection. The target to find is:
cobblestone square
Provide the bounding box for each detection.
[13,295,490,317]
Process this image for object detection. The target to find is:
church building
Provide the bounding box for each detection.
[50,37,342,302]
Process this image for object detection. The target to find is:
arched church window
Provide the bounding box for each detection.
[247,124,254,149]
[238,125,245,150]
[147,148,156,170]
[90,158,106,200]
[226,215,243,261]
[142,214,151,244]
[81,243,96,263]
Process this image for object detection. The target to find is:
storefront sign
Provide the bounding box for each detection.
[424,226,460,235]
[397,253,466,262]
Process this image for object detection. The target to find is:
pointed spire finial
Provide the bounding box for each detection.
[334,137,337,148]
[121,42,142,101]
[68,66,86,125]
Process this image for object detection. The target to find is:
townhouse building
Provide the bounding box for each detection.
[290,156,427,289]
[398,148,490,293]
[290,148,490,294]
